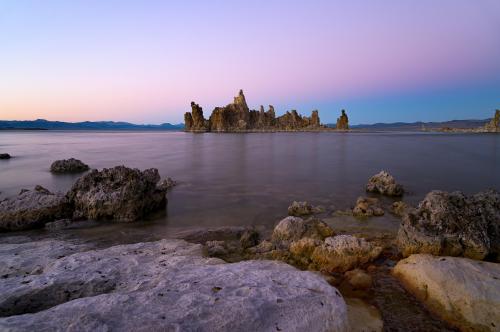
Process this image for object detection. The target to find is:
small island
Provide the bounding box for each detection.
[184,90,348,132]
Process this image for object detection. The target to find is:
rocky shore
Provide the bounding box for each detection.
[0,168,498,331]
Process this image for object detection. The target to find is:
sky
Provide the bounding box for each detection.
[0,0,499,125]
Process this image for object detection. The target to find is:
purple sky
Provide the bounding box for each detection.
[1,0,499,124]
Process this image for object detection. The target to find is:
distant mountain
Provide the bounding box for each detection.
[327,119,490,131]
[0,119,185,131]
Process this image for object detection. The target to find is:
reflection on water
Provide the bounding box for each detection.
[1,131,499,236]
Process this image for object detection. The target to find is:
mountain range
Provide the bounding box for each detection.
[0,119,184,131]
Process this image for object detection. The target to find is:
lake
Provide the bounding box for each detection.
[1,131,499,236]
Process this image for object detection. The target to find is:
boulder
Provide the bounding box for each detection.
[0,153,11,160]
[67,166,168,222]
[0,239,349,331]
[0,186,71,231]
[393,254,500,331]
[311,235,382,273]
[288,201,314,216]
[271,216,334,249]
[397,190,500,260]
[352,197,384,217]
[50,158,89,173]
[366,171,404,196]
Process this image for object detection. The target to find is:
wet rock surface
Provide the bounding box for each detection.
[67,166,168,222]
[397,190,500,260]
[393,254,500,331]
[0,186,71,231]
[366,171,404,196]
[0,239,349,332]
[50,158,89,173]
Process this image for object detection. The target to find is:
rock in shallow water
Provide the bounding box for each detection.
[0,153,11,159]
[67,166,168,222]
[50,158,89,173]
[393,254,500,332]
[366,171,404,196]
[0,239,349,331]
[272,216,334,249]
[0,186,71,231]
[352,197,384,217]
[397,190,500,260]
[288,201,314,216]
[311,235,383,273]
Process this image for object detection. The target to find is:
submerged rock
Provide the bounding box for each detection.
[366,171,404,196]
[393,254,500,331]
[310,235,382,273]
[50,158,89,173]
[352,197,384,217]
[0,153,11,160]
[0,186,71,231]
[67,166,168,222]
[288,201,314,216]
[397,190,500,260]
[0,239,349,331]
[391,201,411,217]
[344,269,373,290]
[345,298,383,332]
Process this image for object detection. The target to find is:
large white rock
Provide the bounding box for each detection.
[0,239,348,331]
[393,254,500,332]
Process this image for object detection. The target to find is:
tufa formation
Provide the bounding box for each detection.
[184,90,325,132]
[484,109,500,132]
[336,110,349,130]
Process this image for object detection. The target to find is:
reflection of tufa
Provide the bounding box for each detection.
[184,90,324,132]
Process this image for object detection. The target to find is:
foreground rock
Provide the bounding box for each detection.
[397,190,500,260]
[352,197,384,217]
[366,171,404,196]
[0,186,71,231]
[50,158,89,173]
[0,239,349,331]
[67,166,168,222]
[262,217,381,272]
[393,254,500,331]
[0,153,11,159]
[185,90,324,132]
[310,235,383,273]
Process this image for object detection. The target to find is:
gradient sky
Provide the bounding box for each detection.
[0,0,499,125]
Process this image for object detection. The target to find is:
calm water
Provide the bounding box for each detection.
[1,131,499,236]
